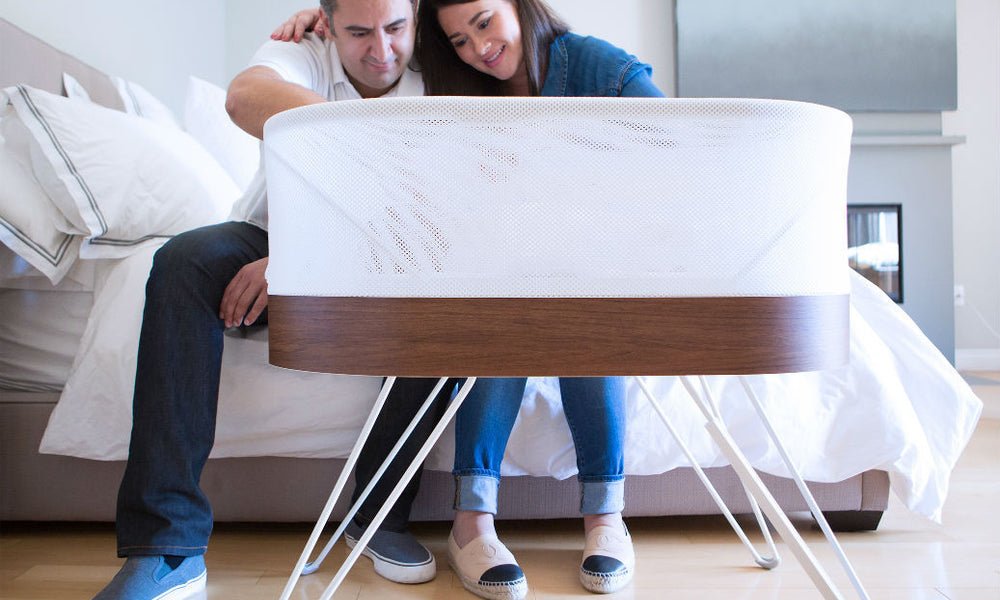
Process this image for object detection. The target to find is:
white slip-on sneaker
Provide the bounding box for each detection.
[579,523,635,594]
[447,531,527,600]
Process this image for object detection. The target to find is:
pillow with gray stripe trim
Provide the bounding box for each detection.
[1,85,239,260]
[0,103,81,284]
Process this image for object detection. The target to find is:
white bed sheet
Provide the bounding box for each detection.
[0,247,95,391]
[35,247,982,523]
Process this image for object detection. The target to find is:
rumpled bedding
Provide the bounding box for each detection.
[35,243,981,523]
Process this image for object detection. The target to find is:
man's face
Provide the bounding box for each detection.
[329,0,415,98]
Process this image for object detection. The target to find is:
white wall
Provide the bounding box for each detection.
[0,0,227,117]
[224,0,314,84]
[943,0,1000,369]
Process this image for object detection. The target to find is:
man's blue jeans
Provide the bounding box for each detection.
[115,221,449,557]
[453,377,626,516]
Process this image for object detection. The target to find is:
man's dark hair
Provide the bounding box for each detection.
[320,0,418,28]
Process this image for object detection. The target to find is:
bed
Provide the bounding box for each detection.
[0,17,983,530]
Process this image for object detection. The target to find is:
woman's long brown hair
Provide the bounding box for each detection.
[415,0,569,96]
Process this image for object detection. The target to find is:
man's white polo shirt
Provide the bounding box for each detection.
[228,34,424,230]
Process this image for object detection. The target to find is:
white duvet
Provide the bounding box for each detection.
[38,243,982,523]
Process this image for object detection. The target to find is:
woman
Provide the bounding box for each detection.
[275,3,664,597]
[420,5,663,599]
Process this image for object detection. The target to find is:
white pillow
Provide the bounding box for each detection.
[184,76,261,191]
[2,84,240,259]
[40,243,162,460]
[111,76,180,129]
[0,104,81,283]
[61,72,92,102]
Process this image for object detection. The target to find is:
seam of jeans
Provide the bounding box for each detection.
[452,468,501,479]
[562,381,591,476]
[119,544,207,553]
[578,474,626,483]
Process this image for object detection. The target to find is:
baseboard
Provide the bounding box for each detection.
[956,348,1000,371]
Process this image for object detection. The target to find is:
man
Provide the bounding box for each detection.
[93,2,451,598]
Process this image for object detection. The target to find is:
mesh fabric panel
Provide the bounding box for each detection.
[264,97,851,298]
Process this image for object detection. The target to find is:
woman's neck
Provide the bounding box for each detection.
[503,77,531,97]
[502,61,533,97]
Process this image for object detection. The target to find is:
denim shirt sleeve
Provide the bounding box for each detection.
[620,70,665,98]
[540,33,662,98]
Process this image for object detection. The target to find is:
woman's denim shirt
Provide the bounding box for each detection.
[540,32,664,98]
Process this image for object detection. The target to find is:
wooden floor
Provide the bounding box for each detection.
[2,372,998,600]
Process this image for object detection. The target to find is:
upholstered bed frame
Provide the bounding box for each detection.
[0,17,889,530]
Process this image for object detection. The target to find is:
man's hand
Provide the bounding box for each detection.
[272,7,328,41]
[220,257,269,327]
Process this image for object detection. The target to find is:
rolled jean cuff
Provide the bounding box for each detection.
[580,478,625,515]
[454,474,500,514]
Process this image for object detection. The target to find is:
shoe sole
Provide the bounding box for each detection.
[345,533,436,584]
[579,567,633,594]
[447,555,528,600]
[151,569,207,600]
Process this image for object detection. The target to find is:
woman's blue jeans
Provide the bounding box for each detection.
[453,377,626,515]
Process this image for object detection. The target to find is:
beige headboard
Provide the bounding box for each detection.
[0,18,125,111]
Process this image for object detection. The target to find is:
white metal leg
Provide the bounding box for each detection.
[677,374,871,600]
[282,371,870,599]
[633,376,780,569]
[737,376,870,600]
[278,375,398,600]
[298,377,451,577]
[279,376,450,599]
[281,376,478,600]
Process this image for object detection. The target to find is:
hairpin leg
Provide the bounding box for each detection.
[316,377,477,600]
[281,377,478,600]
[738,376,870,600]
[634,376,780,570]
[678,375,860,600]
[278,375,398,600]
[280,376,452,599]
[300,377,452,577]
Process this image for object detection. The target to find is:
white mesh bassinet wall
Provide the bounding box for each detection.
[264,97,853,377]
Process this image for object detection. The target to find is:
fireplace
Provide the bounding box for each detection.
[847,135,962,363]
[848,204,902,303]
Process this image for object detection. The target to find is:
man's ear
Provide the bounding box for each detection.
[322,10,334,37]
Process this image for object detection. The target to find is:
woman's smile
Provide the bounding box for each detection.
[483,45,505,68]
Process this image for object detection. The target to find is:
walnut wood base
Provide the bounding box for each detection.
[268,295,848,377]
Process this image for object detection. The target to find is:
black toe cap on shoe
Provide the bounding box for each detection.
[480,564,525,584]
[582,555,626,576]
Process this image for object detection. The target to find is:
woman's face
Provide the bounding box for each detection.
[436,0,524,82]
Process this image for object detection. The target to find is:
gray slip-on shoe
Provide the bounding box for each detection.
[345,519,436,584]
